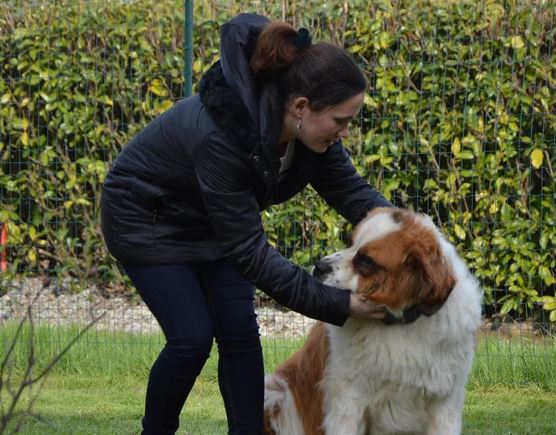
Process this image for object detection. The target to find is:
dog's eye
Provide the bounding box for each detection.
[354,253,381,274]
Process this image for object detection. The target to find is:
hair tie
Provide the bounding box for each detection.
[293,27,312,49]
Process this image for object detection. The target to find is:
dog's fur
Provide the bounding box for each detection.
[263,207,482,435]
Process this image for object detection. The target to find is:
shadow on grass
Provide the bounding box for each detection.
[8,411,227,435]
[6,385,556,434]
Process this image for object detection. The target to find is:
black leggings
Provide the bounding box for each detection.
[124,261,263,435]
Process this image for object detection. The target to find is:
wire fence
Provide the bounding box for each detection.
[1,0,555,386]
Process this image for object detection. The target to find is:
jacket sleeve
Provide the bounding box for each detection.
[310,141,392,225]
[193,133,351,326]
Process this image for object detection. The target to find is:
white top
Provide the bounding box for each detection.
[279,140,296,175]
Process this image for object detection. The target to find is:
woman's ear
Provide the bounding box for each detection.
[290,96,310,118]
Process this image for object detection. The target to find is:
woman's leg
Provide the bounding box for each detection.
[124,264,214,435]
[199,260,264,435]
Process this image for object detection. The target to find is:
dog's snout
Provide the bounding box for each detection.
[313,259,333,281]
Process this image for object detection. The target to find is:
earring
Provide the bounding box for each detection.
[296,119,304,132]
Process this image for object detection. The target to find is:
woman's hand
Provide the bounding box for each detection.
[349,293,387,320]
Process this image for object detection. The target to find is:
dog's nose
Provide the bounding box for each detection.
[313,259,333,281]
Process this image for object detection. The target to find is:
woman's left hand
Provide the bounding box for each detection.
[348,293,387,320]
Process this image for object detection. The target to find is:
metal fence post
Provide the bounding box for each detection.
[184,0,194,97]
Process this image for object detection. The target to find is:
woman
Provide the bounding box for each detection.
[101,13,391,435]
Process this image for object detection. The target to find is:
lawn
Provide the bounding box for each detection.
[1,324,555,434]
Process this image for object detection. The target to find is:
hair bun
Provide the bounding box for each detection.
[293,28,312,48]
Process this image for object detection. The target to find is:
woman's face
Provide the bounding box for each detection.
[294,92,365,154]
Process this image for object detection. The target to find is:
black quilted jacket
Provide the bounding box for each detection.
[100,13,391,326]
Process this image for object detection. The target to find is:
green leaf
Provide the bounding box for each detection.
[27,249,37,265]
[530,148,543,169]
[454,224,466,240]
[460,151,474,160]
[29,225,37,241]
[156,100,174,113]
[378,32,391,49]
[540,233,548,249]
[39,92,52,103]
[500,299,515,315]
[101,95,114,106]
[148,79,168,97]
[13,118,29,130]
[363,94,376,108]
[451,137,461,154]
[510,35,525,49]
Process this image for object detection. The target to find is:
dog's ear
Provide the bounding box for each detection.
[405,242,455,316]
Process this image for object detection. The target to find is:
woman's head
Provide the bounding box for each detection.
[250,21,366,152]
[251,22,366,112]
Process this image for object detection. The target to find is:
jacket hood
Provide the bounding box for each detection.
[199,13,284,154]
[219,13,269,129]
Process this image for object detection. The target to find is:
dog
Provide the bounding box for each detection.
[263,207,483,435]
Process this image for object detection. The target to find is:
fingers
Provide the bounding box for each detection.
[349,293,387,319]
[367,310,387,319]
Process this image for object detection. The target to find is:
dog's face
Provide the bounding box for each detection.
[314,207,455,321]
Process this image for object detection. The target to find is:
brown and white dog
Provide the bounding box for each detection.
[263,207,482,435]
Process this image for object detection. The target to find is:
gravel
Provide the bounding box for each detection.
[0,278,315,339]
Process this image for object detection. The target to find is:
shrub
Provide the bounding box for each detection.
[0,0,554,321]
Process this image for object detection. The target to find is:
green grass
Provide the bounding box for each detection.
[1,323,555,434]
[471,333,556,390]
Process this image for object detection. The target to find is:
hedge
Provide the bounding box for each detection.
[0,0,554,321]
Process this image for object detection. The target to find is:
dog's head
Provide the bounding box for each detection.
[314,207,455,323]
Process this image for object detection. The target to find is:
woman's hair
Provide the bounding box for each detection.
[250,22,366,112]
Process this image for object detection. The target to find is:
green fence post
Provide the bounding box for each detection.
[184,0,193,97]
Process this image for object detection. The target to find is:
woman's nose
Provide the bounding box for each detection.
[338,126,349,138]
